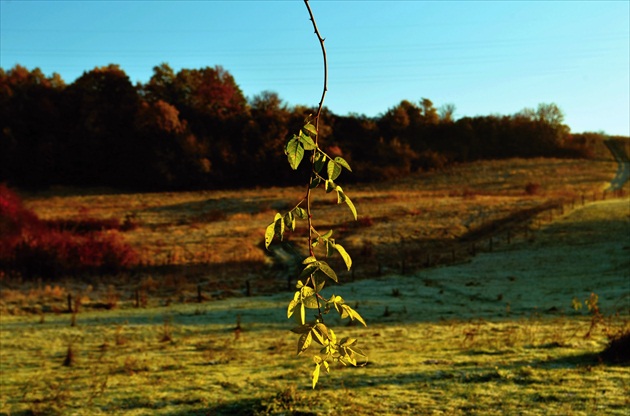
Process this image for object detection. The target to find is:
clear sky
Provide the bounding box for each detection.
[1,0,629,136]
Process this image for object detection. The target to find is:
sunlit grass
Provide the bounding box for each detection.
[1,297,628,415]
[3,157,628,414]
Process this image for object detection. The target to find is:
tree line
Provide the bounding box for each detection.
[0,63,606,191]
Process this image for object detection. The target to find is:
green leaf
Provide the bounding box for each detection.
[313,323,330,344]
[312,363,320,389]
[340,337,357,347]
[312,272,326,292]
[335,186,346,203]
[311,328,326,347]
[297,331,312,355]
[299,132,317,150]
[334,156,352,172]
[320,230,333,240]
[341,304,367,327]
[264,213,282,250]
[300,285,315,299]
[291,324,312,334]
[309,176,321,189]
[334,243,352,270]
[294,207,308,220]
[303,123,318,137]
[284,211,295,231]
[317,261,338,283]
[336,187,358,221]
[300,302,306,325]
[328,328,337,345]
[327,294,344,314]
[285,137,304,170]
[314,151,326,173]
[274,214,285,241]
[287,299,298,319]
[325,179,335,193]
[340,304,349,319]
[325,239,334,258]
[327,160,342,181]
[299,263,319,279]
[264,222,275,250]
[303,294,320,309]
[340,353,357,367]
[302,256,317,264]
[345,196,358,221]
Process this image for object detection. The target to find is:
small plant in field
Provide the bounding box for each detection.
[114,324,129,346]
[583,292,604,339]
[261,385,311,415]
[265,0,366,388]
[159,316,174,343]
[63,341,77,367]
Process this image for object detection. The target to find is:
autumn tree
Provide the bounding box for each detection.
[241,91,293,185]
[0,65,66,187]
[63,64,140,187]
[134,99,210,189]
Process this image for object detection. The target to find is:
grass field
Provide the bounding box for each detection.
[1,157,629,415]
[6,157,622,299]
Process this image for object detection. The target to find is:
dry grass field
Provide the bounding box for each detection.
[1,157,629,415]
[5,157,622,301]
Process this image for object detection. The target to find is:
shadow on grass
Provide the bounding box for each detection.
[164,398,264,416]
[307,345,624,391]
[162,392,319,416]
[141,196,282,219]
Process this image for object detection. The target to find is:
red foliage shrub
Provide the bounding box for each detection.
[0,183,42,236]
[0,184,138,278]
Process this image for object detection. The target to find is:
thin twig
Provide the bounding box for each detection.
[303,0,328,317]
[303,0,328,136]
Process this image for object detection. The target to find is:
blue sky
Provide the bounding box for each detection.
[1,0,629,136]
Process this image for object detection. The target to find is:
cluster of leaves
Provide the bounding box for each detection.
[265,120,366,388]
[0,184,138,278]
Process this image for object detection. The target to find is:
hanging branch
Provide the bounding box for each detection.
[264,0,367,389]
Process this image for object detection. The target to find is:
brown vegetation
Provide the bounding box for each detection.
[0,157,625,314]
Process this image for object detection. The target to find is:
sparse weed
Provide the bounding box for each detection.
[159,316,174,343]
